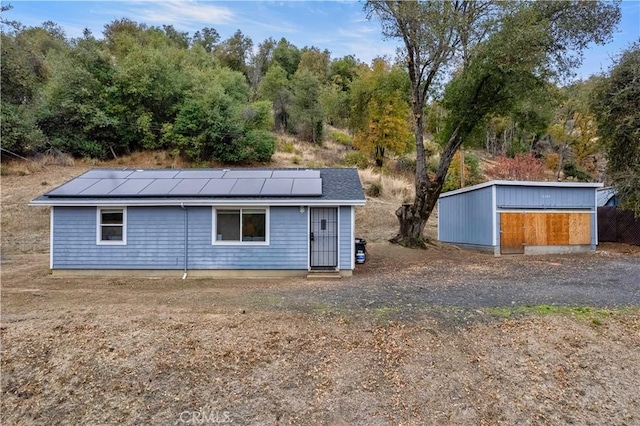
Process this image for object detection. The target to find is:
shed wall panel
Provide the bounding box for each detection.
[497,186,594,209]
[438,186,494,245]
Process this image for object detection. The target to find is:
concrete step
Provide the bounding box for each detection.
[306,271,342,280]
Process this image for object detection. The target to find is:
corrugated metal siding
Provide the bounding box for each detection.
[438,186,494,245]
[339,206,352,270]
[53,206,322,270]
[53,206,185,269]
[497,186,594,208]
[187,206,308,270]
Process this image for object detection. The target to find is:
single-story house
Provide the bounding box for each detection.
[437,180,603,255]
[30,168,365,277]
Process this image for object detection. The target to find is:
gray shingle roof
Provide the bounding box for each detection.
[31,168,365,206]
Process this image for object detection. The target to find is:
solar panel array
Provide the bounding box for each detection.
[46,169,323,198]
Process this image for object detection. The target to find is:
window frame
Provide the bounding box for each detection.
[212,207,270,246]
[96,207,127,245]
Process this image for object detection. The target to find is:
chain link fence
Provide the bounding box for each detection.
[598,207,640,246]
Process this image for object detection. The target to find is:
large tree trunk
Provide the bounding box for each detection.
[391,124,462,248]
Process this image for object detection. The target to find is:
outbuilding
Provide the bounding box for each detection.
[437,180,603,255]
[30,168,365,277]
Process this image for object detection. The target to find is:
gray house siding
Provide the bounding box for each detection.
[187,206,308,270]
[496,186,594,209]
[339,206,353,270]
[53,206,185,269]
[52,205,348,270]
[438,186,494,246]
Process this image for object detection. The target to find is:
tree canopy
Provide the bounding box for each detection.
[593,42,640,214]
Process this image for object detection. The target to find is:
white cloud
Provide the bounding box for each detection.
[131,0,235,27]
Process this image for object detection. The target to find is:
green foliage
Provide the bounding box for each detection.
[290,70,324,143]
[257,64,290,131]
[214,29,253,78]
[330,131,352,146]
[271,38,301,77]
[443,152,485,192]
[1,103,47,154]
[593,43,640,214]
[343,151,369,169]
[243,101,274,132]
[563,162,591,182]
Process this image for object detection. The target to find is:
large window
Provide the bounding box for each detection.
[97,207,126,245]
[214,208,268,244]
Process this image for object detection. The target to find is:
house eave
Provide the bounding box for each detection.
[29,198,366,207]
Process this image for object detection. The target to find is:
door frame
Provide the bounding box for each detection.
[308,206,340,270]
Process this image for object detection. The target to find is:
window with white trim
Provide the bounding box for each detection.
[213,208,268,244]
[97,207,127,244]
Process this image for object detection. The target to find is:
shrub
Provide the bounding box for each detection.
[241,130,276,162]
[343,151,369,169]
[278,139,295,154]
[367,181,383,197]
[563,162,592,182]
[395,156,416,175]
[331,131,352,146]
[486,152,546,181]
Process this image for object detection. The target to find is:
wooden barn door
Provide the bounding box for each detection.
[501,212,592,254]
[500,213,525,254]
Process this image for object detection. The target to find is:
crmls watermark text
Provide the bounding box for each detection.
[177,410,233,424]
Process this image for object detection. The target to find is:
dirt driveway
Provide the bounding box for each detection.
[2,245,640,425]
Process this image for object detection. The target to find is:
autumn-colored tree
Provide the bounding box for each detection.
[486,153,546,181]
[351,59,412,166]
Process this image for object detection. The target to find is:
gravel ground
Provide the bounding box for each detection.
[249,243,640,317]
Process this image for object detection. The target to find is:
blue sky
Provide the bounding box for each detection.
[4,0,640,80]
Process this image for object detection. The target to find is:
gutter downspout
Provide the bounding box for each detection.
[181,203,188,279]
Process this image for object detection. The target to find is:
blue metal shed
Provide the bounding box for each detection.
[31,168,365,277]
[437,180,603,255]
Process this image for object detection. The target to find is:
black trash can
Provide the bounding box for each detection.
[355,238,367,264]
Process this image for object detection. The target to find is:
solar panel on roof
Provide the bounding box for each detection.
[138,179,180,195]
[224,170,273,179]
[199,179,237,195]
[272,170,319,179]
[291,178,322,195]
[44,168,326,198]
[80,170,134,179]
[128,170,179,179]
[109,179,154,195]
[169,179,209,195]
[80,179,128,195]
[230,178,265,195]
[175,170,225,179]
[47,178,102,196]
[260,178,294,195]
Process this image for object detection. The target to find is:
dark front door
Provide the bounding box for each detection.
[310,207,338,268]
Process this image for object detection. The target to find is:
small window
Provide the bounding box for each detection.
[214,208,268,244]
[97,207,126,245]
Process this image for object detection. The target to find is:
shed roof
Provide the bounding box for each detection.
[597,187,618,206]
[439,180,603,198]
[31,168,366,206]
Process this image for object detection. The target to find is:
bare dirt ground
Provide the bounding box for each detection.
[2,161,640,425]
